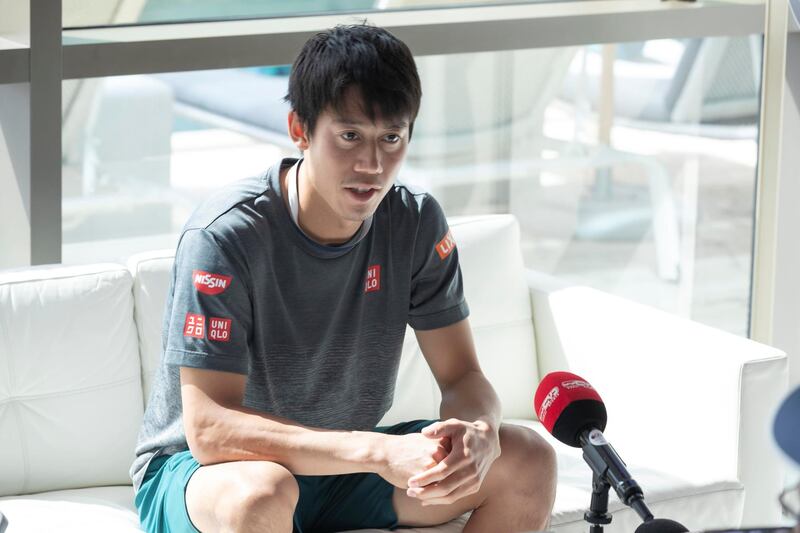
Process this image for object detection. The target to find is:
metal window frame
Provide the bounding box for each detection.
[57,0,764,78]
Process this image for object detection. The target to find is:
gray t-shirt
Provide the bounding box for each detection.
[130,157,469,491]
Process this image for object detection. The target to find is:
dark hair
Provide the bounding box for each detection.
[285,23,422,138]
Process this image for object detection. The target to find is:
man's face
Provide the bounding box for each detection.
[299,88,411,224]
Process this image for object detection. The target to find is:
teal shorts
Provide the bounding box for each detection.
[135,419,437,533]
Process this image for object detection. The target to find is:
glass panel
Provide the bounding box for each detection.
[61,68,296,262]
[61,35,762,336]
[63,0,555,29]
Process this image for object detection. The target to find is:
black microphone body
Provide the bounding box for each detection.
[579,428,654,522]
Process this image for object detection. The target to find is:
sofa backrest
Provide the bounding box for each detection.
[129,214,539,423]
[0,264,144,496]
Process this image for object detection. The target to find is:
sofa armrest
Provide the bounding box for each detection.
[526,270,788,526]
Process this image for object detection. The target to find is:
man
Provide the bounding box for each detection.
[131,23,557,533]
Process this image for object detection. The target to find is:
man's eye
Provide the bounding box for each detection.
[342,132,359,141]
[385,134,401,143]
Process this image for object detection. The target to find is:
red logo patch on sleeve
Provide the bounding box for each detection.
[208,317,232,342]
[365,265,381,293]
[435,230,456,260]
[183,313,206,339]
[192,270,232,295]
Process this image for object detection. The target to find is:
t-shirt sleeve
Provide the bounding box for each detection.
[408,196,470,330]
[163,228,253,374]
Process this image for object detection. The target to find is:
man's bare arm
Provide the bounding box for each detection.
[406,318,503,503]
[180,366,448,484]
[181,366,386,473]
[415,318,501,431]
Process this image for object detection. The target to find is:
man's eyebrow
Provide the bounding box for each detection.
[332,117,409,129]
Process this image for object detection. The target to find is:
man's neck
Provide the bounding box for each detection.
[280,162,362,246]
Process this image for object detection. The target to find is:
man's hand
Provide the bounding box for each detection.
[405,418,501,506]
[378,432,452,489]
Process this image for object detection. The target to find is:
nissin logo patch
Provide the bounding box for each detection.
[192,270,232,295]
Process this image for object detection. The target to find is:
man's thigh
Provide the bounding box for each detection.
[136,451,205,533]
[185,457,298,533]
[136,450,298,533]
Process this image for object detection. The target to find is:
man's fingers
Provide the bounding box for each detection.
[421,418,463,438]
[432,446,448,464]
[408,450,470,488]
[408,458,452,488]
[408,467,473,500]
[421,481,481,506]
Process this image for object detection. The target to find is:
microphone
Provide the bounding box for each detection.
[534,371,688,532]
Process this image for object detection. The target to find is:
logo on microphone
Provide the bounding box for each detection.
[192,270,232,295]
[562,379,592,390]
[538,386,560,421]
[588,429,609,446]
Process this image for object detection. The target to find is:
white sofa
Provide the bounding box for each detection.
[0,214,788,532]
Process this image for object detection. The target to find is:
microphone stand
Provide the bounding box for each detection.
[584,472,612,533]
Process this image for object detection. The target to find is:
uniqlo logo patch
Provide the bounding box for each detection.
[183,313,206,339]
[435,230,456,260]
[365,265,381,293]
[192,270,232,295]
[208,317,232,343]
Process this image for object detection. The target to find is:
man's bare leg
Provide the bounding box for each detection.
[185,460,299,533]
[394,424,557,532]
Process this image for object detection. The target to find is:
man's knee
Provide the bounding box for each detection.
[497,424,557,493]
[493,425,557,528]
[190,461,299,532]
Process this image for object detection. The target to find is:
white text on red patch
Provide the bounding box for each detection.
[209,317,232,342]
[183,313,206,339]
[192,270,232,295]
[365,265,381,293]
[435,230,456,260]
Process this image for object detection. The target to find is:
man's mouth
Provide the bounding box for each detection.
[345,185,380,202]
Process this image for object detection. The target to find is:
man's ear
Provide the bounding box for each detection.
[287,111,310,151]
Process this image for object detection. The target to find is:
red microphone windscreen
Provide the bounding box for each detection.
[534,371,606,445]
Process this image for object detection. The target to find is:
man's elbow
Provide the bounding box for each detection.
[184,411,227,465]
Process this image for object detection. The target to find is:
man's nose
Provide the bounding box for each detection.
[354,143,383,175]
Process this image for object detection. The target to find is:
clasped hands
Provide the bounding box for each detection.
[380,418,501,506]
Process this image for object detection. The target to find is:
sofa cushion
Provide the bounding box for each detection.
[0,486,141,532]
[127,251,175,403]
[0,264,144,496]
[508,418,745,532]
[128,215,538,422]
[378,215,538,424]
